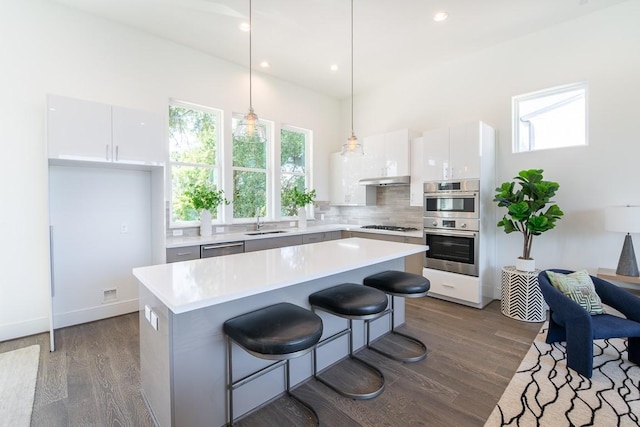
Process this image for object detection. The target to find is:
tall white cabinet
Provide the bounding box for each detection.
[421,121,497,309]
[46,94,166,350]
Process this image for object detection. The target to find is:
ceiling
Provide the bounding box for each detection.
[49,0,627,99]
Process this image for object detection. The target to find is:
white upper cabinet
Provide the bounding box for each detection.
[329,152,376,206]
[47,95,112,162]
[112,106,164,165]
[362,129,415,178]
[409,136,425,207]
[423,121,494,182]
[47,95,164,165]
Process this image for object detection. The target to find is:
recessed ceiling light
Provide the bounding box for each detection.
[239,22,250,32]
[433,11,448,22]
[330,64,338,71]
[260,61,270,68]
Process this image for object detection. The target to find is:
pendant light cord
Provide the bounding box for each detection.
[350,0,354,136]
[249,0,253,110]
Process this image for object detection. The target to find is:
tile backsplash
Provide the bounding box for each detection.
[167,186,422,237]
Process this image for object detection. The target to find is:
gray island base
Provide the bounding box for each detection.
[133,238,427,426]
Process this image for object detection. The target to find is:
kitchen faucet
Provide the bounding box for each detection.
[256,211,263,230]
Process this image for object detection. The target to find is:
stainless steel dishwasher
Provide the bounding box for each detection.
[200,241,245,258]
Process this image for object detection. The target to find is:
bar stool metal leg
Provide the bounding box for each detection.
[366,295,427,363]
[312,316,385,400]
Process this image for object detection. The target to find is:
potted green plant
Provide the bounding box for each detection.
[290,187,316,229]
[183,183,230,236]
[493,169,564,271]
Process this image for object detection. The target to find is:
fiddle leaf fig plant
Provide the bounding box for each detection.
[493,169,564,260]
[183,183,230,213]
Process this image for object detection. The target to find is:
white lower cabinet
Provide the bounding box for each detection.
[423,268,481,305]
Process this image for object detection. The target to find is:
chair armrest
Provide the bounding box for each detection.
[592,276,640,322]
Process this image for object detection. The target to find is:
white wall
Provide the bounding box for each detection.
[0,0,340,341]
[347,1,640,295]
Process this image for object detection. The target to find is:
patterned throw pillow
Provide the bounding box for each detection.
[546,270,605,315]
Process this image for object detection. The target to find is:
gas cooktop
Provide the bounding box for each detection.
[360,225,418,232]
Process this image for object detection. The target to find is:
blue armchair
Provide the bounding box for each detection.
[538,269,640,378]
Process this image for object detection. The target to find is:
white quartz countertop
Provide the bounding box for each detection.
[134,237,427,314]
[166,224,423,248]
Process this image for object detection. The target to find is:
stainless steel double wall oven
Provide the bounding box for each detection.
[423,180,480,276]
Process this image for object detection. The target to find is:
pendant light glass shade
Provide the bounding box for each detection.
[341,0,364,156]
[234,0,267,143]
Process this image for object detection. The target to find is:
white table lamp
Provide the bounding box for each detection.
[605,205,640,277]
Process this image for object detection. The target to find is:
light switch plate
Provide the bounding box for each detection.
[144,305,151,321]
[150,311,158,330]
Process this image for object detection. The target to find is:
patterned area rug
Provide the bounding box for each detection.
[485,324,640,426]
[0,345,40,427]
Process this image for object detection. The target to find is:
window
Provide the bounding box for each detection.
[232,115,272,220]
[169,101,222,225]
[512,82,587,153]
[280,126,311,216]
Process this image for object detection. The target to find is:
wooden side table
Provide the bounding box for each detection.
[500,266,547,322]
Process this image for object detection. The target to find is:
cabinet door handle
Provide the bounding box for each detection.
[202,242,244,250]
[106,144,110,161]
[442,284,455,288]
[177,251,193,256]
[115,145,119,161]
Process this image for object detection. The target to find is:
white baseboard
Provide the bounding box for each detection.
[53,299,139,329]
[0,317,49,342]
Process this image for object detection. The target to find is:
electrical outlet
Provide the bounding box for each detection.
[144,305,151,321]
[289,221,296,227]
[320,214,325,220]
[120,223,128,233]
[216,227,224,233]
[172,229,183,237]
[103,288,117,303]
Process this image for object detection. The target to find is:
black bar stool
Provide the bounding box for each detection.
[223,302,323,426]
[363,270,430,363]
[309,283,388,399]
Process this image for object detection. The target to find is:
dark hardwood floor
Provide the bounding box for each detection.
[0,297,542,427]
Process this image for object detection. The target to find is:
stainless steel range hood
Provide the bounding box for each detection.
[359,175,411,186]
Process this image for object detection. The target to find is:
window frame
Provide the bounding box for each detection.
[231,113,274,223]
[279,124,313,219]
[168,99,224,228]
[512,81,588,153]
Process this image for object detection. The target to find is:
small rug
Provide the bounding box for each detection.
[485,324,640,426]
[0,345,40,427]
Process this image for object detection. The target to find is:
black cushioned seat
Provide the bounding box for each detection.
[223,303,322,425]
[363,270,430,363]
[223,302,323,356]
[309,283,388,318]
[309,283,388,399]
[364,270,430,296]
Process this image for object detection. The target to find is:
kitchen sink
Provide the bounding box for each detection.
[245,230,289,236]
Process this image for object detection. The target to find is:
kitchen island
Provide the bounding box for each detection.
[133,237,427,427]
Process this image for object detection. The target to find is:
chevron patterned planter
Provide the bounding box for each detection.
[500,266,547,322]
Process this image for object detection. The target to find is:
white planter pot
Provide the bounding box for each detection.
[515,258,535,272]
[200,209,212,236]
[297,207,307,229]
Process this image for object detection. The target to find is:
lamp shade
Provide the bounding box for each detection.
[605,206,640,233]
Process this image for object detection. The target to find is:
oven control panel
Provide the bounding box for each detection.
[423,217,479,232]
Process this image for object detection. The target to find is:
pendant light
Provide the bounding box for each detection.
[341,0,364,156]
[234,0,267,143]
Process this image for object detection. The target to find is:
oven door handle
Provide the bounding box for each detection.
[424,192,478,198]
[424,229,477,237]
